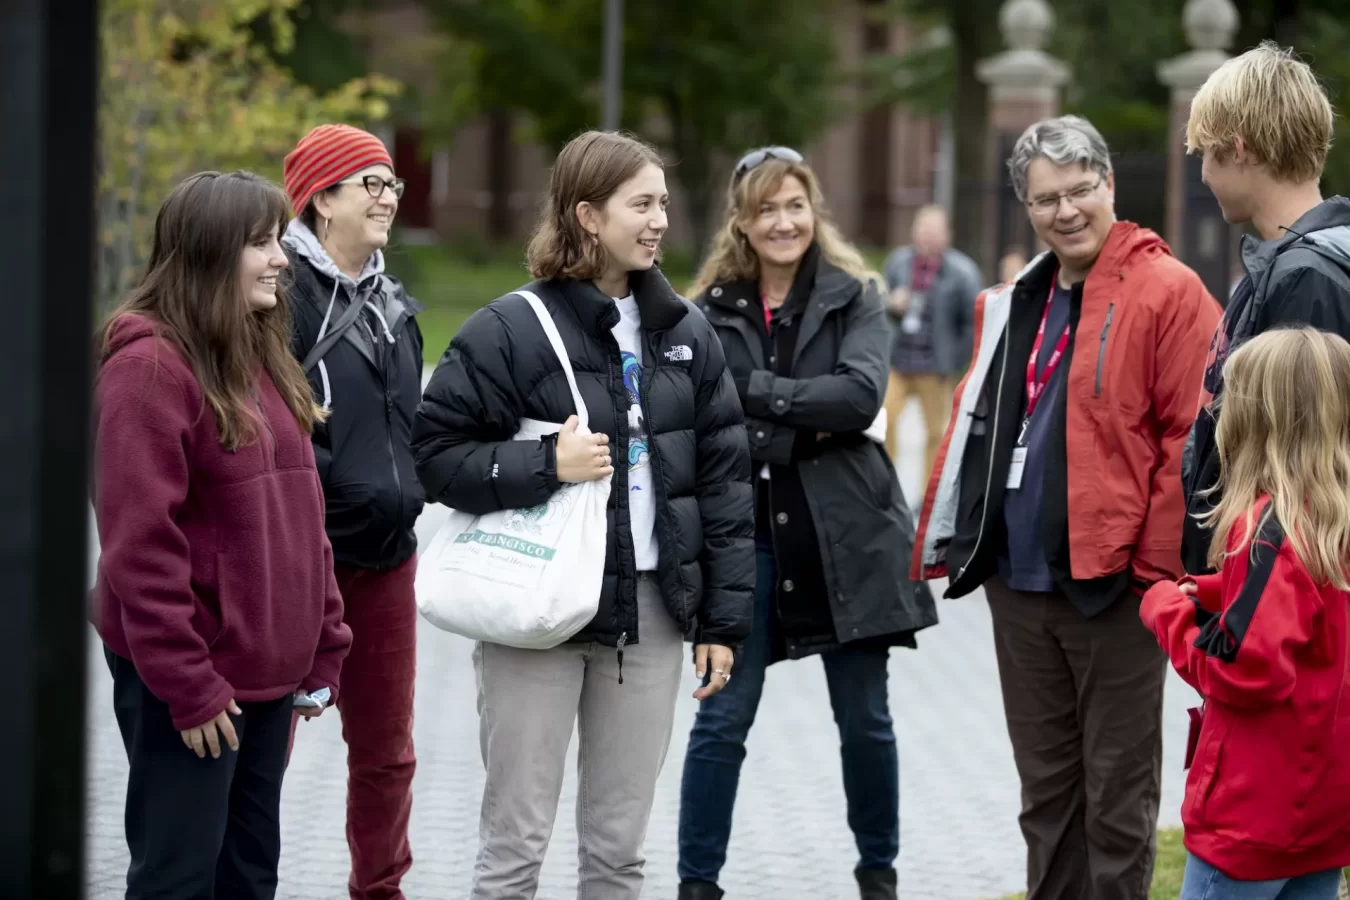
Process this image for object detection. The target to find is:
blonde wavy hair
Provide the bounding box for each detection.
[689,156,879,297]
[1202,328,1350,588]
[1186,41,1333,183]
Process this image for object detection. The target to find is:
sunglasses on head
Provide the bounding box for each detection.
[732,146,804,185]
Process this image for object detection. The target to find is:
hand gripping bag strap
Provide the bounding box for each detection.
[514,290,589,432]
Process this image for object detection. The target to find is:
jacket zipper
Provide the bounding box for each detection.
[607,352,634,684]
[638,340,688,634]
[955,312,1012,584]
[382,346,404,550]
[1094,304,1115,397]
[255,394,277,468]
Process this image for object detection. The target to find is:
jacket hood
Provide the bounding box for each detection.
[1242,196,1350,278]
[282,218,385,286]
[282,217,418,341]
[103,312,162,358]
[1094,221,1173,274]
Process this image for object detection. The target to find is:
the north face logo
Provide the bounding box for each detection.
[664,345,693,362]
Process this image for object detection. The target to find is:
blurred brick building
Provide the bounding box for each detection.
[364,1,948,256]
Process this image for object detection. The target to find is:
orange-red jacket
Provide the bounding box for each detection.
[912,223,1220,598]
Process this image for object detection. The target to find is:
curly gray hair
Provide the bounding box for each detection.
[1007,115,1113,203]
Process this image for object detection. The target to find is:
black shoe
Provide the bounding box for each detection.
[677,881,724,900]
[855,867,897,900]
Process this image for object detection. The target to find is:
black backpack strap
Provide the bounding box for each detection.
[301,288,365,373]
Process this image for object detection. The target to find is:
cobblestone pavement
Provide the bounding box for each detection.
[85,402,1198,899]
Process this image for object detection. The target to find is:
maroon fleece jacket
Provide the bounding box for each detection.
[93,314,352,730]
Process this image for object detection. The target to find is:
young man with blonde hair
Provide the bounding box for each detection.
[1183,41,1350,574]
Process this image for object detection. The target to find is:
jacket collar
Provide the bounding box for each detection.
[552,266,688,336]
[703,243,854,319]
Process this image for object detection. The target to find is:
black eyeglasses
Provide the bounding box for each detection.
[338,174,406,200]
[731,146,804,184]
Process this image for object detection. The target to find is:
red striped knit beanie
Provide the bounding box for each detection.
[283,124,394,217]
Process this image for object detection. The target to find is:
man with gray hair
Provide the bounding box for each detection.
[911,116,1220,898]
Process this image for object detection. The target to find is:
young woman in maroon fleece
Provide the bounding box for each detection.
[93,170,352,900]
[1141,328,1350,900]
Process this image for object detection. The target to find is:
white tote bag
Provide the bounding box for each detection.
[414,290,610,649]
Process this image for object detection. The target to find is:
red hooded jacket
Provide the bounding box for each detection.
[93,314,352,730]
[1141,499,1350,880]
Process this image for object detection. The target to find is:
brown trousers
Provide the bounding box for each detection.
[985,577,1167,900]
[883,370,954,481]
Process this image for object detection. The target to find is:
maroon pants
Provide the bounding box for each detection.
[293,555,418,900]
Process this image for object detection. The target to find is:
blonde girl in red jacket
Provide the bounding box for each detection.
[1142,327,1350,900]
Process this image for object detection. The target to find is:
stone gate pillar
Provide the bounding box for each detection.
[1157,0,1240,303]
[976,0,1070,277]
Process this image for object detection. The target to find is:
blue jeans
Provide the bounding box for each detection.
[677,544,899,883]
[1180,854,1343,900]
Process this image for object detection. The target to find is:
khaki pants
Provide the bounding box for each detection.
[883,370,955,483]
[470,575,684,900]
[985,578,1167,900]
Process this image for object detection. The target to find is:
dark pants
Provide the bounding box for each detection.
[677,544,899,884]
[335,556,419,900]
[107,648,291,900]
[985,577,1167,900]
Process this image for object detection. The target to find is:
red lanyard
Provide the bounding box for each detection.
[1024,275,1070,429]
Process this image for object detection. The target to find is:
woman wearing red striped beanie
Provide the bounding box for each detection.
[281,124,424,900]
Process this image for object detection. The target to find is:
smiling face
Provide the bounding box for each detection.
[578,162,669,287]
[1024,158,1115,276]
[312,163,398,254]
[741,174,815,270]
[239,224,288,311]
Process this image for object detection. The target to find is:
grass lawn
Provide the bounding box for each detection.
[387,241,694,366]
[1000,829,1348,899]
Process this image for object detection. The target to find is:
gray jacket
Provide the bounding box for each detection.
[881,246,983,376]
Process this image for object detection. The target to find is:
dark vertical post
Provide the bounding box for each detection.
[0,1,99,898]
[601,0,624,131]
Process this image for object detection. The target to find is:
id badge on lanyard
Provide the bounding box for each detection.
[1007,277,1069,490]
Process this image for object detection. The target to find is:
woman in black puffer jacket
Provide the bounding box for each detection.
[411,130,754,900]
[675,147,938,900]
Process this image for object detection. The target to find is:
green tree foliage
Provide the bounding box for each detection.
[98,0,400,305]
[424,0,840,253]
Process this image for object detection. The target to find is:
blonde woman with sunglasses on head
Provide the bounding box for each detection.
[676,147,937,900]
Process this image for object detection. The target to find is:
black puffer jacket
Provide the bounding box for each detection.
[698,248,938,659]
[284,220,425,571]
[411,268,754,648]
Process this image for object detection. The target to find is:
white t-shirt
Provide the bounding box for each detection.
[611,294,659,571]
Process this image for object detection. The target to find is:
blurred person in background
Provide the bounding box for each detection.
[912,115,1220,900]
[92,171,352,900]
[676,146,938,900]
[879,204,982,476]
[412,130,754,900]
[1000,246,1028,285]
[281,124,424,900]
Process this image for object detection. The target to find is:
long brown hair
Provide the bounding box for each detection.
[527,130,665,281]
[98,171,322,450]
[1202,327,1350,587]
[689,156,879,296]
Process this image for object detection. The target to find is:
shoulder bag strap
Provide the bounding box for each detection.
[515,290,589,432]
